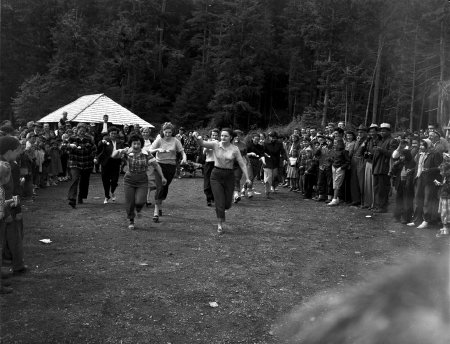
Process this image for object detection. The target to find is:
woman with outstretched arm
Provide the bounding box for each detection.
[193,128,251,234]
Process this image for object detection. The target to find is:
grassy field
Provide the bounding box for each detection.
[1,174,448,343]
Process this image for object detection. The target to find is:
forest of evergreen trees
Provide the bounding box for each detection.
[0,0,449,130]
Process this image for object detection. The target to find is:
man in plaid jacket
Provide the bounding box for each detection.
[67,123,97,208]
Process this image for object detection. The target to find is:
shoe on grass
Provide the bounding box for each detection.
[111,193,116,202]
[104,197,109,204]
[417,221,429,229]
[327,199,339,206]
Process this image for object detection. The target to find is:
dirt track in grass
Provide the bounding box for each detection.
[1,174,448,343]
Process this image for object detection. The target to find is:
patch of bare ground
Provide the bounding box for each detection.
[1,176,448,343]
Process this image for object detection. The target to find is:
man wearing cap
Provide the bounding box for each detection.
[372,123,397,213]
[350,124,369,206]
[67,123,97,208]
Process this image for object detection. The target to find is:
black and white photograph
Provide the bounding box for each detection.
[1,0,449,343]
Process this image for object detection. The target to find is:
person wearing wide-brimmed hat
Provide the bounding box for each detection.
[372,123,398,213]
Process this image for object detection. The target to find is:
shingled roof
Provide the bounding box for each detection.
[38,94,154,127]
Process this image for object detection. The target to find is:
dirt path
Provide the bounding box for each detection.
[1,175,448,343]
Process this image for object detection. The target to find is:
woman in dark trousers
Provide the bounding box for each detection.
[149,122,187,223]
[112,134,166,230]
[203,129,219,206]
[194,128,250,234]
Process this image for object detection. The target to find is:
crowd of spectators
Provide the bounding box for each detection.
[1,116,449,294]
[0,115,151,200]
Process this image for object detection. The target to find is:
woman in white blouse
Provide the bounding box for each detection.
[194,128,250,234]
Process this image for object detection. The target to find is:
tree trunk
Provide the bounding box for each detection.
[394,101,399,131]
[364,46,380,126]
[0,0,4,121]
[344,82,348,126]
[419,87,426,131]
[157,0,167,73]
[409,24,418,131]
[437,19,445,127]
[288,53,295,119]
[372,35,383,124]
[321,50,331,127]
[202,0,208,68]
[349,82,355,124]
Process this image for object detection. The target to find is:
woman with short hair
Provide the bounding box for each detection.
[113,134,166,230]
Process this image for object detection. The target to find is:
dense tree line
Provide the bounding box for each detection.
[0,0,449,130]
